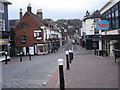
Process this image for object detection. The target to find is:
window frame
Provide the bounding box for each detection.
[21,34,26,43]
[0,2,4,13]
[0,19,5,31]
[21,23,28,28]
[34,30,42,40]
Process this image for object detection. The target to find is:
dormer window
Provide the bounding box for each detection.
[21,23,28,28]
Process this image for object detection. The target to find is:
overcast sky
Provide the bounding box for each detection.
[8,0,109,21]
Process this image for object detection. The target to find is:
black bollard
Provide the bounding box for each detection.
[29,53,31,60]
[5,52,7,64]
[58,59,65,90]
[71,50,74,60]
[66,51,70,70]
[20,52,22,62]
[69,50,72,63]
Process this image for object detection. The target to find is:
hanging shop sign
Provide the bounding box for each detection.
[96,20,109,30]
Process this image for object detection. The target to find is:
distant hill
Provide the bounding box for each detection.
[55,19,82,35]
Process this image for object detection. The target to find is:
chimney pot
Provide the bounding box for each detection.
[36,9,43,20]
[27,4,32,13]
[19,8,23,19]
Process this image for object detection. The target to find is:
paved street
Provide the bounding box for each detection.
[65,45,118,88]
[2,43,71,88]
[2,40,119,89]
[45,41,119,89]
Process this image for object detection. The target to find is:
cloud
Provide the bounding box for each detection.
[8,0,109,20]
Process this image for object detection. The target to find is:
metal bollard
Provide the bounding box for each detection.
[5,52,7,64]
[20,52,22,62]
[29,53,31,60]
[58,59,65,90]
[66,51,70,70]
[71,50,74,60]
[69,50,72,63]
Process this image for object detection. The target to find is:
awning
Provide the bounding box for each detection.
[102,34,120,40]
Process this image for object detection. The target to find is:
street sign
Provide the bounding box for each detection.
[96,20,109,30]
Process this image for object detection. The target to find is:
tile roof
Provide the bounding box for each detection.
[0,0,12,4]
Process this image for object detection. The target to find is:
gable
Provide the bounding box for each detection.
[15,12,44,29]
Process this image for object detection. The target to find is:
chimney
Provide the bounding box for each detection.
[27,4,32,13]
[36,9,43,20]
[19,8,23,19]
[86,10,90,16]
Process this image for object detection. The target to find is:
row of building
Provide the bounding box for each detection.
[12,5,67,56]
[0,0,12,61]
[76,0,120,57]
[0,1,68,60]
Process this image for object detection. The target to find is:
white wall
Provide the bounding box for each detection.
[85,19,95,35]
[82,19,95,36]
[29,47,34,55]
[100,0,119,14]
[23,47,26,55]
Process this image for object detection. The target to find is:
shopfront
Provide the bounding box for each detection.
[36,43,48,55]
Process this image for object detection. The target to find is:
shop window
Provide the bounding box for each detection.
[115,10,119,17]
[0,19,5,31]
[115,18,119,29]
[37,44,48,54]
[21,35,26,43]
[112,12,114,18]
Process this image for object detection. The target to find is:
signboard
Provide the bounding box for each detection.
[96,20,109,30]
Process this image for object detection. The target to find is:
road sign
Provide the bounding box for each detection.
[96,20,109,30]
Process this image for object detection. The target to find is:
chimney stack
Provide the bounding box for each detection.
[27,4,32,13]
[36,9,43,20]
[19,8,23,19]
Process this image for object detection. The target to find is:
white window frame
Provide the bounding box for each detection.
[0,19,5,31]
[34,30,42,40]
[0,2,4,13]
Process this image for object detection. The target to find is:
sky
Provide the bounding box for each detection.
[8,0,110,21]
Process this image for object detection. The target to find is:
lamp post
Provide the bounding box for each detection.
[58,59,65,90]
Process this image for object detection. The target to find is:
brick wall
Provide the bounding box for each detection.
[14,12,44,47]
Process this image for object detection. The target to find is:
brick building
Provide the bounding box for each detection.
[14,5,62,55]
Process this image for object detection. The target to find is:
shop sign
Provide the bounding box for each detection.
[96,20,109,30]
